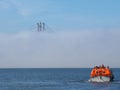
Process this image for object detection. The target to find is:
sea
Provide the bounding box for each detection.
[0,68,120,90]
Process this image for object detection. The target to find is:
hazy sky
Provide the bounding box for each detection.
[0,0,120,68]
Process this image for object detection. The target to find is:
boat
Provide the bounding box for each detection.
[89,64,114,82]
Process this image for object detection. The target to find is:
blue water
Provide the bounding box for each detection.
[0,68,120,90]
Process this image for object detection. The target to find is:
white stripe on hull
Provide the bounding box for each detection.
[89,76,111,82]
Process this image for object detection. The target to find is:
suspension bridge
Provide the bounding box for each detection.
[29,22,54,33]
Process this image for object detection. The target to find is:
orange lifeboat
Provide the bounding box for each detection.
[89,64,114,82]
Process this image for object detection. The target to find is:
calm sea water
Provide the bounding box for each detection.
[0,68,120,90]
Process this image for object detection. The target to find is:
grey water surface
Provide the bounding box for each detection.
[0,68,120,90]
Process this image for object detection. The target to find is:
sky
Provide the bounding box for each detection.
[0,0,120,68]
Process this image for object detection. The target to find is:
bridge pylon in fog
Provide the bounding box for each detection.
[37,22,46,32]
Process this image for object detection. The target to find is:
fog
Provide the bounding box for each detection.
[0,30,120,68]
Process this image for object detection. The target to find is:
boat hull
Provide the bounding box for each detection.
[89,76,112,82]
